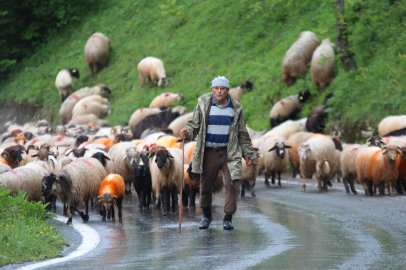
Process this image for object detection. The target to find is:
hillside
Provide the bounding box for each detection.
[1,0,405,142]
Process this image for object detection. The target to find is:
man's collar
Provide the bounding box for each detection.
[211,96,230,106]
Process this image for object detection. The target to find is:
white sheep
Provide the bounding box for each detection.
[137,57,168,90]
[167,112,193,137]
[68,114,109,127]
[260,137,291,187]
[298,135,338,192]
[108,142,140,194]
[315,159,330,192]
[59,84,111,125]
[282,31,320,86]
[149,93,184,109]
[228,81,253,101]
[0,163,11,172]
[55,68,80,102]
[269,90,311,128]
[41,157,108,223]
[84,32,110,76]
[257,118,307,146]
[311,38,335,90]
[149,146,182,216]
[71,102,111,119]
[378,115,406,137]
[72,95,109,114]
[129,108,161,131]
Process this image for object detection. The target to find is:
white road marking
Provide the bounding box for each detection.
[17,215,100,270]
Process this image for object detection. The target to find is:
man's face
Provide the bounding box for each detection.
[211,86,229,105]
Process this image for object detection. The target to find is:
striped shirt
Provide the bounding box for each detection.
[205,97,234,147]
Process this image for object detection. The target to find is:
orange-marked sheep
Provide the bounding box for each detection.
[184,141,197,163]
[97,174,125,221]
[84,32,110,76]
[356,145,400,196]
[287,131,314,178]
[282,31,320,86]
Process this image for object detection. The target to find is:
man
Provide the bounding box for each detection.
[179,76,254,230]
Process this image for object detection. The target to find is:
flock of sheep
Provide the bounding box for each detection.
[1,30,405,225]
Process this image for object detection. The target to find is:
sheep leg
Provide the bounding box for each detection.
[162,192,169,216]
[301,178,307,192]
[182,190,189,207]
[146,189,151,209]
[117,197,123,220]
[139,74,145,90]
[156,196,161,209]
[85,199,89,216]
[265,174,270,186]
[190,191,197,209]
[245,181,251,191]
[250,179,256,198]
[388,182,395,197]
[111,205,115,221]
[152,191,157,205]
[349,179,358,195]
[63,203,68,216]
[90,198,94,209]
[278,171,282,187]
[271,171,276,185]
[101,206,106,221]
[52,195,57,213]
[378,182,385,196]
[171,189,178,213]
[396,180,404,195]
[136,189,142,210]
[317,176,322,193]
[343,177,350,194]
[70,205,89,223]
[323,176,329,192]
[141,191,147,209]
[368,181,374,196]
[241,183,245,197]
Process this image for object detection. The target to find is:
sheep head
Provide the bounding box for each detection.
[158,77,169,87]
[65,148,88,158]
[23,131,34,140]
[241,81,253,92]
[69,68,80,79]
[151,148,174,169]
[298,89,311,103]
[41,173,72,198]
[298,144,311,161]
[366,136,384,148]
[123,148,140,168]
[91,152,111,167]
[32,149,53,161]
[251,147,261,165]
[26,145,39,154]
[98,84,111,95]
[268,142,291,159]
[382,145,401,161]
[97,193,117,220]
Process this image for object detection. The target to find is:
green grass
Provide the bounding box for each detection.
[1,0,406,142]
[0,186,68,266]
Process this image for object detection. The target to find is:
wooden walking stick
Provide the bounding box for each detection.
[179,138,185,233]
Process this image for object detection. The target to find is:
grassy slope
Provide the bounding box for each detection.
[1,0,405,141]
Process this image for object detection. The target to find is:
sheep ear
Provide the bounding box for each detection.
[382,146,387,155]
[365,138,371,145]
[284,145,292,149]
[65,149,74,156]
[398,148,403,155]
[122,155,127,161]
[96,199,102,205]
[32,154,39,158]
[113,195,117,198]
[97,195,103,198]
[167,154,174,159]
[104,156,111,161]
[268,146,276,152]
[2,152,9,159]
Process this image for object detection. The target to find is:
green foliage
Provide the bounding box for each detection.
[0,185,67,266]
[0,0,405,142]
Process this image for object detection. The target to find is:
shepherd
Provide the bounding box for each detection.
[179,76,254,230]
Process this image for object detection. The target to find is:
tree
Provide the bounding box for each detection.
[334,0,357,72]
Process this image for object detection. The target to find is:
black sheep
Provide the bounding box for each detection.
[306,93,334,133]
[131,109,181,139]
[132,151,152,210]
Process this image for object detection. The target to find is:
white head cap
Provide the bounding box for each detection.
[211,76,230,89]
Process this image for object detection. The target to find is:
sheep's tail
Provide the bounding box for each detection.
[179,138,185,233]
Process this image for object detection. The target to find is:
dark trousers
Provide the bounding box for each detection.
[200,148,239,215]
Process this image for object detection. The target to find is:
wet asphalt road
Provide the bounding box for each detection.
[8,176,406,269]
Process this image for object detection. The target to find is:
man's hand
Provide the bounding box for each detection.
[179,128,188,140]
[245,157,253,166]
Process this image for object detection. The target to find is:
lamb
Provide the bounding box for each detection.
[41,157,108,224]
[137,56,169,90]
[149,93,184,109]
[240,147,261,197]
[311,39,335,90]
[356,145,400,196]
[72,102,111,119]
[282,31,320,86]
[131,108,185,139]
[340,136,384,194]
[128,108,161,131]
[97,174,125,221]
[298,136,338,192]
[315,159,330,192]
[68,114,109,127]
[108,142,140,194]
[228,81,253,101]
[149,146,182,215]
[132,152,152,210]
[378,115,406,137]
[0,161,52,202]
[261,137,291,187]
[167,112,193,137]
[55,68,80,102]
[287,131,314,178]
[59,84,111,125]
[84,32,110,76]
[269,89,311,128]
[306,93,334,133]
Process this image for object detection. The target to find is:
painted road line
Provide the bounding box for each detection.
[17,215,100,270]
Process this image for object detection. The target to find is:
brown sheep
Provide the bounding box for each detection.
[286,131,314,178]
[84,32,110,76]
[306,93,334,133]
[311,39,335,90]
[356,145,401,197]
[282,31,320,86]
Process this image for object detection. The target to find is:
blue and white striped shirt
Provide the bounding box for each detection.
[205,97,234,147]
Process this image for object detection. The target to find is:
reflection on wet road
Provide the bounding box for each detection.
[35,178,406,269]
